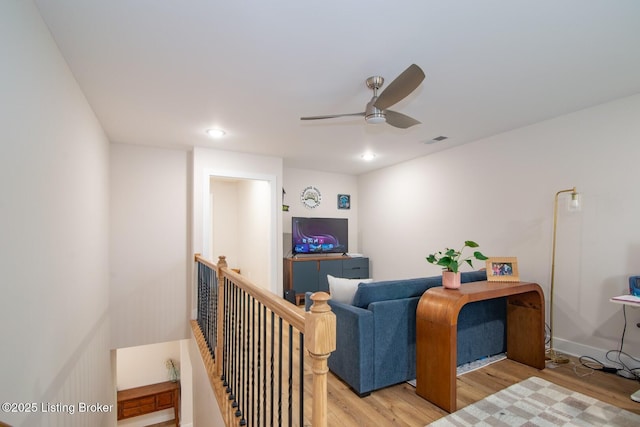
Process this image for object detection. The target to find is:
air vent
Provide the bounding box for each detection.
[423,136,448,144]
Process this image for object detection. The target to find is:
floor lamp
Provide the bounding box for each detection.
[547,187,581,363]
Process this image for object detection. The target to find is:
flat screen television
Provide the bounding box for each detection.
[292,217,348,255]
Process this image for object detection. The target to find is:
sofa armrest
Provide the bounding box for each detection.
[368,297,421,389]
[306,292,375,395]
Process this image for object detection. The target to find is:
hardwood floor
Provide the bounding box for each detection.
[325,356,640,427]
[196,310,640,426]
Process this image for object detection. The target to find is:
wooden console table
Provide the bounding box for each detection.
[415,281,545,412]
[117,380,180,426]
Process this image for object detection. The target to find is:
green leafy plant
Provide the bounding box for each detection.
[426,240,488,273]
[166,359,179,382]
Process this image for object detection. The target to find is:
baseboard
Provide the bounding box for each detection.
[552,337,607,360]
[552,338,640,371]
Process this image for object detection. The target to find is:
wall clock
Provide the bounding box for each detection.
[300,186,322,209]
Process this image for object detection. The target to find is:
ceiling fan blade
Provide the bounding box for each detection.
[385,110,421,129]
[373,64,425,110]
[300,112,365,121]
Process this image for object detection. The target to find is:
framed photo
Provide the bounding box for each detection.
[486,257,520,282]
[337,194,350,210]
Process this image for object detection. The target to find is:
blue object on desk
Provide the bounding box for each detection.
[629,276,640,297]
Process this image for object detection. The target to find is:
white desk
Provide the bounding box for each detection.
[609,295,640,402]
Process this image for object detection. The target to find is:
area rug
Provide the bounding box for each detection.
[427,376,640,427]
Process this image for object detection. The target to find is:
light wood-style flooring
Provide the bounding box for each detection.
[198,315,640,426]
[324,356,640,427]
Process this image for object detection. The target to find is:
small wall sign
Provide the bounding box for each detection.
[300,186,322,209]
[337,194,351,210]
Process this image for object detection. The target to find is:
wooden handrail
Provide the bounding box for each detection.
[195,253,218,270]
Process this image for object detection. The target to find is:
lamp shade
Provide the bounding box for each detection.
[568,191,581,212]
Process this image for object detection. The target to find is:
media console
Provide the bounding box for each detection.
[283,255,369,304]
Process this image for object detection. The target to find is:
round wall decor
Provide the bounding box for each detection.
[300,186,322,209]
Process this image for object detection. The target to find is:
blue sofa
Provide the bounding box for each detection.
[306,270,507,396]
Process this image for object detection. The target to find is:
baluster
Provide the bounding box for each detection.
[197,263,202,329]
[209,266,215,356]
[299,331,304,427]
[240,290,248,426]
[278,317,283,426]
[262,306,267,427]
[288,324,293,427]
[230,284,238,406]
[256,302,262,427]
[250,296,256,427]
[237,290,245,422]
[270,311,275,427]
[222,278,228,385]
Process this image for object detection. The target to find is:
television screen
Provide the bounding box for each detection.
[292,217,348,255]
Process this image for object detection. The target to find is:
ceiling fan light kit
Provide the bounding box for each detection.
[365,101,386,124]
[301,64,425,129]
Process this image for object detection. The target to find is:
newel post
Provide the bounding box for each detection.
[304,292,336,427]
[215,255,227,377]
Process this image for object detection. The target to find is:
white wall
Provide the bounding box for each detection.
[358,93,640,361]
[116,341,181,390]
[0,2,113,425]
[110,143,190,349]
[283,168,359,257]
[210,178,240,266]
[210,178,271,287]
[236,179,271,285]
[189,332,224,427]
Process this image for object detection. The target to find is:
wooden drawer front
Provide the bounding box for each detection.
[342,258,369,279]
[156,390,175,409]
[123,396,155,409]
[121,396,155,418]
[122,404,155,418]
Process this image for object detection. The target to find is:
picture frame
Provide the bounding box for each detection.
[486,257,519,282]
[337,194,350,210]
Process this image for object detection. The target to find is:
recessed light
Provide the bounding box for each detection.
[206,128,226,139]
[361,152,376,161]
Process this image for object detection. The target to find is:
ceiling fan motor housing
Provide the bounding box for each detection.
[365,97,386,124]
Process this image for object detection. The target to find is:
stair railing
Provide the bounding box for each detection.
[194,254,335,427]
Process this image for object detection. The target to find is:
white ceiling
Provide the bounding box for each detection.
[34,1,640,175]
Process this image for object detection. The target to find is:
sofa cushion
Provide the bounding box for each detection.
[351,270,487,309]
[327,275,373,304]
[460,269,488,283]
[351,277,440,308]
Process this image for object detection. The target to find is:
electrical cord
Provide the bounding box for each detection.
[577,305,640,382]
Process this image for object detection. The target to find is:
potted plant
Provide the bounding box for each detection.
[426,240,488,289]
[166,359,179,382]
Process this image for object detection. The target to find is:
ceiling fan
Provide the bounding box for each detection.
[300,64,425,129]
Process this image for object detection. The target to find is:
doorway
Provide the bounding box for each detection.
[204,175,274,292]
